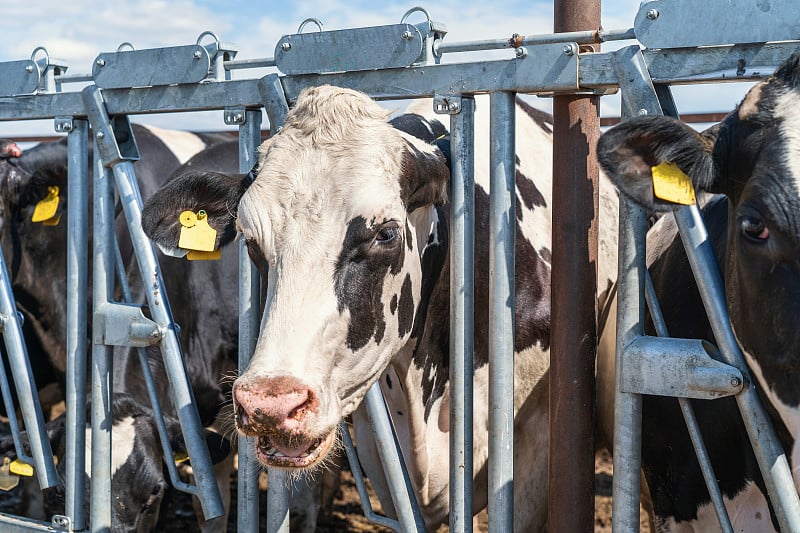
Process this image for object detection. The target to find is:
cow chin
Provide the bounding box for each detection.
[253,428,337,470]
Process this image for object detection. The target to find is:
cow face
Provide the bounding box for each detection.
[142,86,450,470]
[598,54,800,472]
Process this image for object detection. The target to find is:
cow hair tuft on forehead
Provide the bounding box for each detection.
[773,52,800,88]
[284,86,392,144]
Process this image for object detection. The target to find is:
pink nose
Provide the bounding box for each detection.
[233,376,317,433]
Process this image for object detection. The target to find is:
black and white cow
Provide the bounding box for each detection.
[142,86,620,530]
[596,53,800,531]
[0,125,238,531]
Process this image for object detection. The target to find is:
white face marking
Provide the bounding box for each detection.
[139,124,208,164]
[84,416,138,479]
[772,91,800,202]
[656,481,774,532]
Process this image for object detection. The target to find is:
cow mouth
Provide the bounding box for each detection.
[254,429,336,469]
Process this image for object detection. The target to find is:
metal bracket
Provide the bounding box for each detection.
[54,116,73,134]
[93,302,163,347]
[621,336,745,398]
[51,514,71,531]
[433,94,462,115]
[275,23,427,75]
[92,44,212,89]
[223,107,247,125]
[635,0,800,49]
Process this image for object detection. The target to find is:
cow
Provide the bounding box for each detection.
[141,85,620,530]
[595,52,800,531]
[0,125,238,531]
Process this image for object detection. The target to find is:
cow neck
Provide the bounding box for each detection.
[383,202,451,509]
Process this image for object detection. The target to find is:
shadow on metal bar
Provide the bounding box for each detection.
[612,44,800,532]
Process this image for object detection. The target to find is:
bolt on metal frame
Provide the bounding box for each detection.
[0,3,798,532]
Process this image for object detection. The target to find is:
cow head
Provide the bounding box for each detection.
[598,54,800,465]
[142,86,450,470]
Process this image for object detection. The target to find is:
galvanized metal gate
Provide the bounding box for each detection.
[0,1,797,531]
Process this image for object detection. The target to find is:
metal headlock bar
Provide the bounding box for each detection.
[0,1,798,531]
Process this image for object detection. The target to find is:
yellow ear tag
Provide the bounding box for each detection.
[187,249,221,261]
[651,162,696,205]
[178,210,217,252]
[9,459,33,477]
[0,457,19,491]
[174,452,190,464]
[32,186,60,224]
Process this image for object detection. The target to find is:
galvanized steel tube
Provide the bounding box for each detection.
[0,251,56,488]
[90,151,114,533]
[550,2,601,529]
[611,196,647,532]
[449,98,475,533]
[674,205,800,531]
[363,383,426,532]
[65,119,89,528]
[236,108,263,533]
[111,160,224,520]
[488,92,515,531]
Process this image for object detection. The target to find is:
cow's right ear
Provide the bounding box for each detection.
[142,170,253,254]
[597,115,718,212]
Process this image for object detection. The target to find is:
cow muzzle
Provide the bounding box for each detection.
[232,375,336,469]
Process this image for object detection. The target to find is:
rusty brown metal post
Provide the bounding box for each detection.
[549,0,601,531]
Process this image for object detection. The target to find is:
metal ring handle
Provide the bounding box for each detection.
[30,46,50,64]
[116,42,135,52]
[400,6,431,25]
[196,30,221,46]
[297,18,324,33]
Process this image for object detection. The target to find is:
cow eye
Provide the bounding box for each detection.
[740,216,769,242]
[374,224,400,245]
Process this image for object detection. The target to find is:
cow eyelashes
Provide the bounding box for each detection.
[740,215,770,242]
[374,223,400,246]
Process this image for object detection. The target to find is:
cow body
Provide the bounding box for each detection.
[597,53,800,532]
[0,125,237,531]
[142,86,619,530]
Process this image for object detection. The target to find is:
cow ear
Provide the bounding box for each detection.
[597,115,718,212]
[399,137,450,213]
[142,170,252,254]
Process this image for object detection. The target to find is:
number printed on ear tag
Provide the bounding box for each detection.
[178,210,217,252]
[652,161,696,205]
[32,186,60,223]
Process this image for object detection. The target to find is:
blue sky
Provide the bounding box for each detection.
[0,0,754,136]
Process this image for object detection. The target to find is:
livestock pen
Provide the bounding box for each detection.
[0,0,798,531]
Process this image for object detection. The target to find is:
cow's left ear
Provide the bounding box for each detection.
[398,138,450,212]
[142,170,253,253]
[597,115,719,212]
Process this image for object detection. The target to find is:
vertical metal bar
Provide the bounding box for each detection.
[674,206,800,531]
[550,2,601,530]
[611,49,665,532]
[449,97,475,533]
[65,118,89,528]
[363,383,426,532]
[91,146,114,533]
[236,108,263,533]
[488,91,515,532]
[611,195,647,532]
[265,467,290,533]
